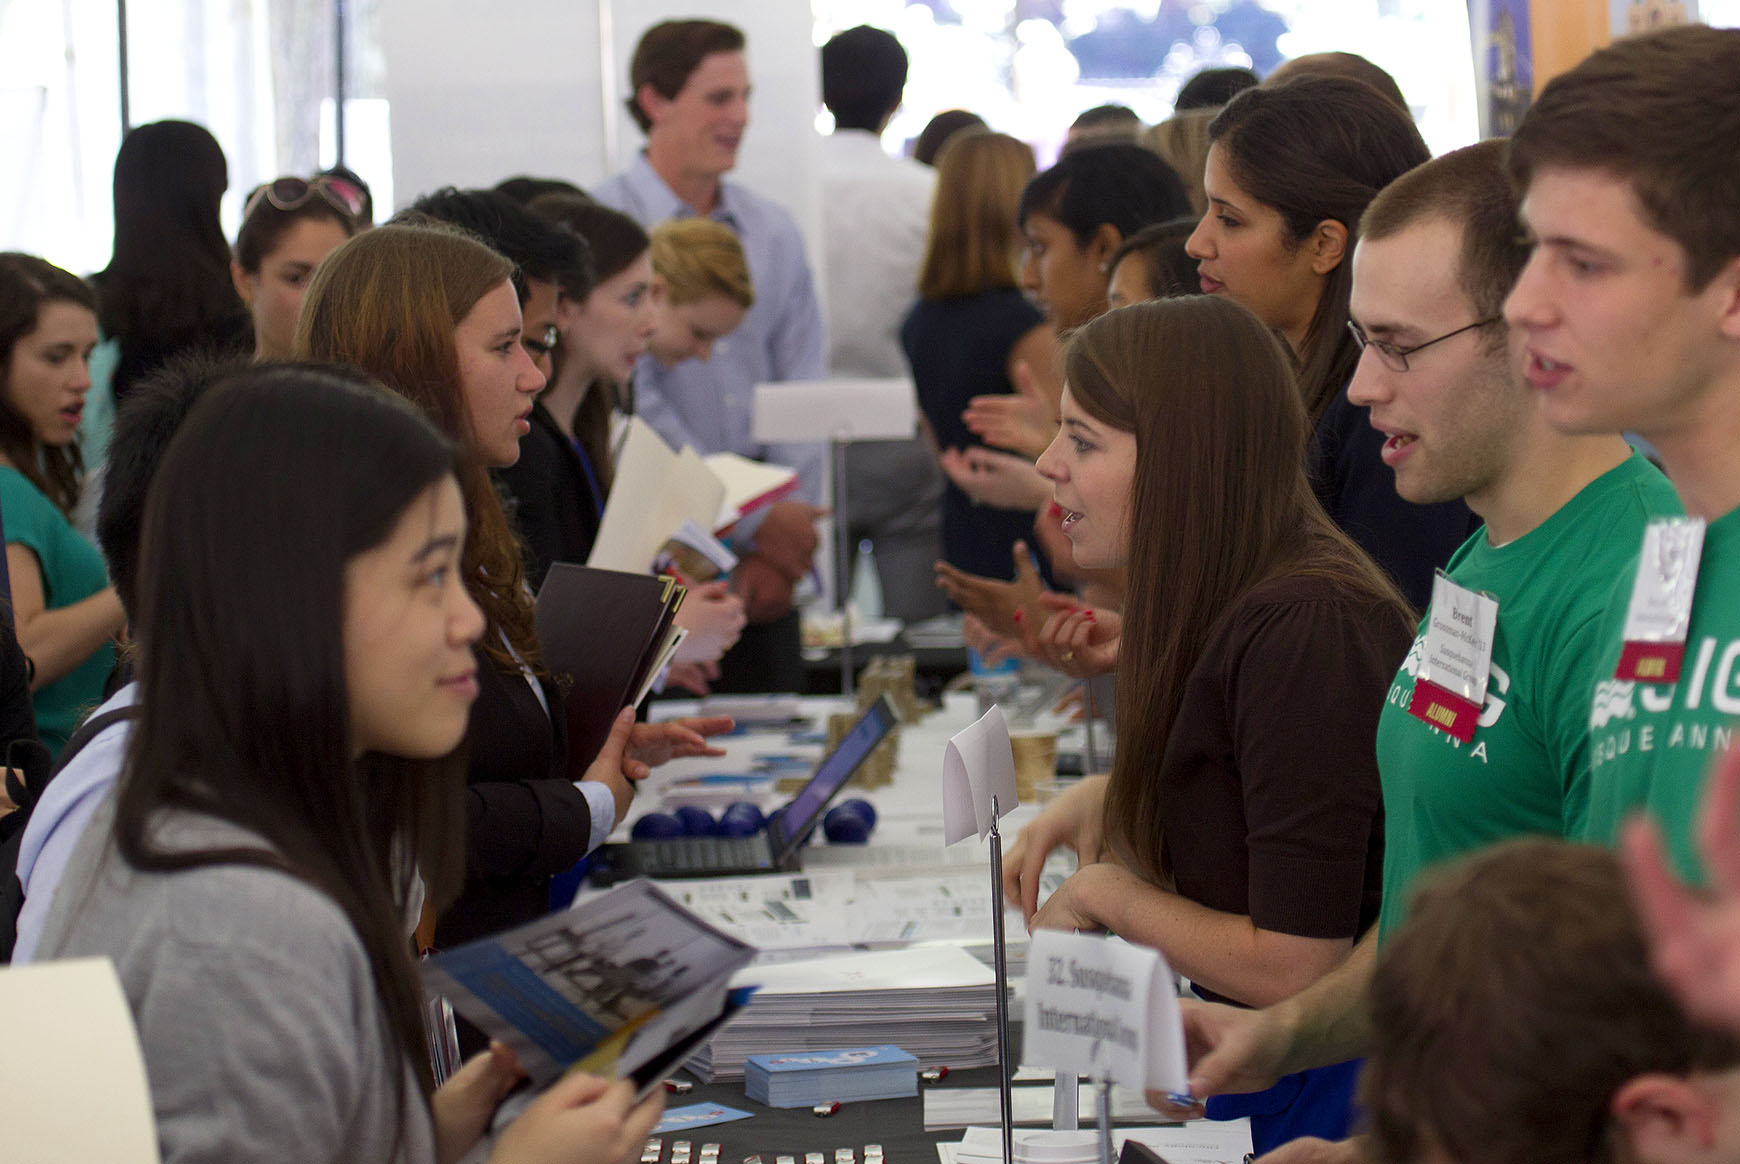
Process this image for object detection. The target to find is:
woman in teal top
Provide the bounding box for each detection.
[0,253,124,754]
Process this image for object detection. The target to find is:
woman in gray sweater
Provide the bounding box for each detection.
[36,364,661,1163]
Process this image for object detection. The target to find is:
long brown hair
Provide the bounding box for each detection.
[1207,77,1429,425]
[0,253,96,515]
[1067,297,1412,880]
[295,220,539,669]
[917,131,1035,300]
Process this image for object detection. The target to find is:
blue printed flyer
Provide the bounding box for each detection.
[422,881,757,1098]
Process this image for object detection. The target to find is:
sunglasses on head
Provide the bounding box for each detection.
[243,175,366,222]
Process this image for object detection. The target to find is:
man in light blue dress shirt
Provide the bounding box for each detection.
[595,20,825,675]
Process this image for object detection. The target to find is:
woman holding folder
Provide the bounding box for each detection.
[36,366,663,1163]
[297,220,729,947]
[1004,296,1411,1155]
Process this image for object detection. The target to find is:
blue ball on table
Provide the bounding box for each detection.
[719,801,765,836]
[630,812,685,841]
[823,798,877,844]
[674,805,719,836]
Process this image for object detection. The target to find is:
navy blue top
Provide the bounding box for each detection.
[902,290,1049,582]
[1311,384,1483,613]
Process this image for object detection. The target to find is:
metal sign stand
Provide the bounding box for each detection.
[987,795,1015,1164]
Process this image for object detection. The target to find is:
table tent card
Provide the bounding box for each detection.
[1021,930,1189,1096]
[941,705,1018,844]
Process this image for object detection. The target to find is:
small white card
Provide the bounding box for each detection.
[942,706,1018,844]
[1419,570,1499,705]
[1021,930,1188,1095]
[1623,516,1706,643]
[1615,517,1707,683]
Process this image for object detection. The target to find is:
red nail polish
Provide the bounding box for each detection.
[1012,610,1024,623]
[1084,612,1096,622]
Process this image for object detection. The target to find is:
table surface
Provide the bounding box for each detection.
[606,696,1220,1164]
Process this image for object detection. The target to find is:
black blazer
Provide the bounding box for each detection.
[435,644,592,947]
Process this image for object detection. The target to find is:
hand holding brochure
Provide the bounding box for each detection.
[421,881,757,1097]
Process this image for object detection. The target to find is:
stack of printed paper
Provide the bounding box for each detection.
[689,945,1000,1081]
[745,1044,918,1107]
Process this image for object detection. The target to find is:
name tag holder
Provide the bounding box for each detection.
[1615,517,1706,684]
[1407,570,1498,744]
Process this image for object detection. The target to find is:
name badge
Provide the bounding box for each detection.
[1615,517,1706,683]
[1407,570,1498,744]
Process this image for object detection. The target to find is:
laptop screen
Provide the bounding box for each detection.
[767,696,897,856]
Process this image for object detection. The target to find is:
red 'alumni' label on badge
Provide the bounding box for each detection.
[1408,679,1480,743]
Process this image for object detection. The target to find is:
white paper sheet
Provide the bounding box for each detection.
[1,958,162,1163]
[942,706,1019,844]
[750,378,919,443]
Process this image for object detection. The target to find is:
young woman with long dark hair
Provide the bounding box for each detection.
[0,253,125,754]
[1184,76,1476,609]
[1005,296,1414,1155]
[92,120,251,406]
[36,366,663,1162]
[296,221,727,946]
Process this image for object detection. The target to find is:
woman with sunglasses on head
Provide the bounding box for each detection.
[297,220,726,947]
[36,365,665,1164]
[1185,76,1477,610]
[1005,296,1413,1155]
[231,175,365,360]
[0,254,125,756]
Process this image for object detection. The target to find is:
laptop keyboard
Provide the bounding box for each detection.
[641,835,772,874]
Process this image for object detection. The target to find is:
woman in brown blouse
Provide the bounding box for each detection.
[1005,294,1413,1154]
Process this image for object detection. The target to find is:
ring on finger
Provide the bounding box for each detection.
[1060,650,1075,663]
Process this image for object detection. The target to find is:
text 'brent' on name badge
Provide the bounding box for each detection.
[1021,929,1187,1094]
[1408,570,1499,745]
[1615,517,1706,684]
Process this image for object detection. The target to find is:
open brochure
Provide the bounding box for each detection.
[589,418,799,575]
[704,451,799,531]
[421,880,757,1098]
[589,417,725,575]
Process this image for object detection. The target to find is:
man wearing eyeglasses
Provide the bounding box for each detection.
[1140,140,1675,1164]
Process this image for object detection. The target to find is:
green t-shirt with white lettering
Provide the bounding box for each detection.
[1582,498,1740,884]
[1375,453,1675,941]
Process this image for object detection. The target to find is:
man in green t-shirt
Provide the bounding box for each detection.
[1139,140,1677,1162]
[1499,27,1740,886]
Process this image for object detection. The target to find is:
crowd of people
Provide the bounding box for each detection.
[1,15,1739,1164]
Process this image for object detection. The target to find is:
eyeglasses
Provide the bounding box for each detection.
[1347,317,1501,373]
[242,175,367,222]
[523,324,560,360]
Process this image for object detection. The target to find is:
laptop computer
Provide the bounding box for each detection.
[592,695,898,882]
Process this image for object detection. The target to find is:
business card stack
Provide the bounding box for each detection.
[745,1044,919,1108]
[688,945,1000,1082]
